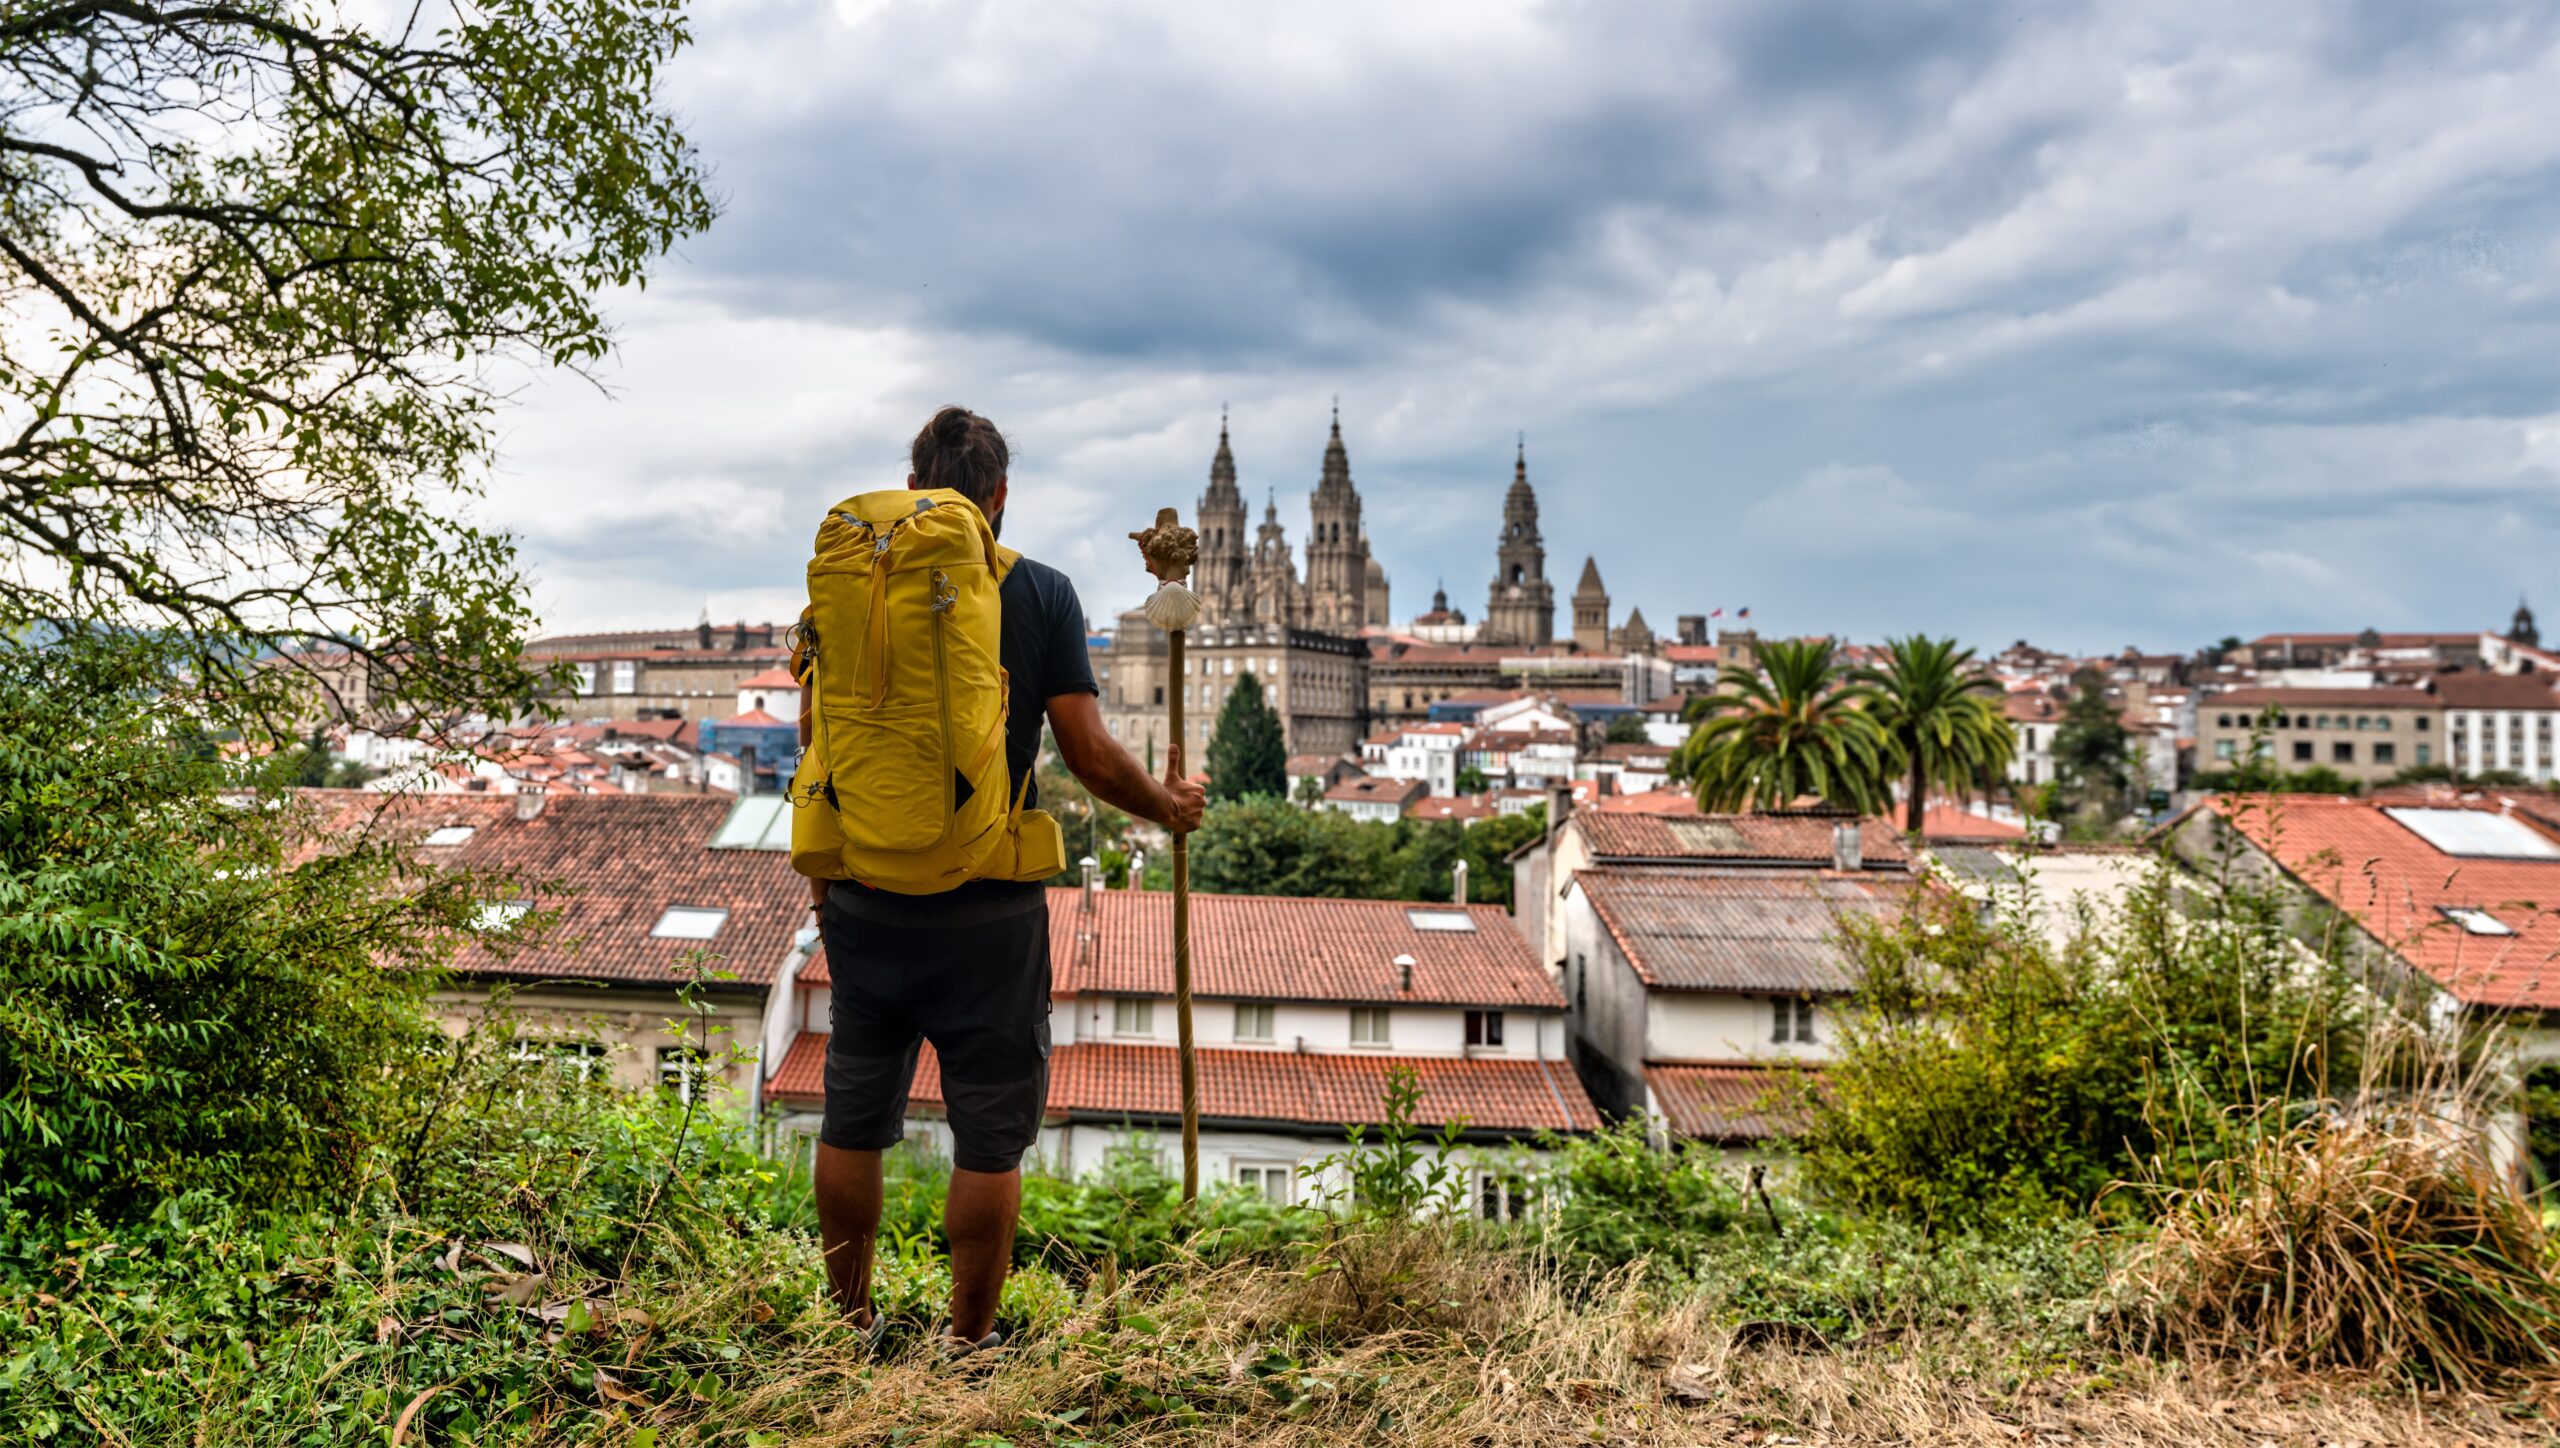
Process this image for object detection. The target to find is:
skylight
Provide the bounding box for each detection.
[423,825,478,847]
[2439,907,2516,938]
[1405,909,1477,932]
[709,795,793,851]
[651,906,729,941]
[475,901,532,933]
[2383,808,2560,860]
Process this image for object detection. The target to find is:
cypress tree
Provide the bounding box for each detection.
[1206,670,1288,801]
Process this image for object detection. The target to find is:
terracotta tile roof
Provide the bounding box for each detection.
[713,708,790,728]
[1573,811,1910,866]
[734,668,802,690]
[1407,795,1493,822]
[2430,674,2560,710]
[2204,794,2560,1009]
[1593,742,1676,762]
[1589,789,1701,816]
[1326,776,1423,805]
[1646,1064,1814,1142]
[1663,645,1720,665]
[1287,753,1352,775]
[768,1036,1597,1133]
[2207,687,2439,710]
[2247,632,2478,649]
[1061,887,1560,1007]
[289,789,806,987]
[1920,804,2027,842]
[2004,693,2060,721]
[1574,868,1919,993]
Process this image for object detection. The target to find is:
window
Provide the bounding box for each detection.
[1152,685,1165,706]
[1223,657,1234,676]
[2417,743,2433,766]
[1476,1171,1533,1222]
[1772,996,1816,1045]
[1234,1002,1274,1042]
[423,825,478,847]
[2332,741,2354,764]
[2440,907,2515,937]
[2214,739,2236,762]
[651,906,728,941]
[2416,717,2430,730]
[1465,1010,1505,1048]
[657,1045,709,1103]
[2292,741,2313,763]
[709,794,792,850]
[611,660,636,695]
[1405,908,1476,932]
[1235,1163,1293,1204]
[515,1038,608,1083]
[2374,742,2396,765]
[1114,998,1154,1037]
[2216,713,2232,728]
[1350,1007,1391,1047]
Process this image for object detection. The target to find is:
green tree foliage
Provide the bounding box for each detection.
[1603,713,1650,745]
[0,0,714,732]
[1673,638,1891,814]
[1857,635,2017,833]
[1796,854,2372,1231]
[1453,764,1490,795]
[2049,668,2133,820]
[1187,795,1533,904]
[0,639,485,1218]
[1205,670,1287,801]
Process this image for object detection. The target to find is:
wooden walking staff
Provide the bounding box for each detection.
[1129,507,1204,1204]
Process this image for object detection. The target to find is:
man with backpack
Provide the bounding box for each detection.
[792,405,1205,1356]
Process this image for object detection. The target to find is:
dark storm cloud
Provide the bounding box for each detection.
[495,0,2560,652]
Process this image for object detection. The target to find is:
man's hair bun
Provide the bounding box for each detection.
[911,406,1010,512]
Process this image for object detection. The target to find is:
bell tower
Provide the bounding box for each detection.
[1480,439,1554,647]
[1195,411,1249,622]
[1304,403,1370,634]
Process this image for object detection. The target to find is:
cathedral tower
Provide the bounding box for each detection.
[1195,412,1249,622]
[1481,440,1554,647]
[1304,405,1371,633]
[1572,557,1611,654]
[1250,490,1303,628]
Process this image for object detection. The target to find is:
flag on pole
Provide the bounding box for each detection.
[1737,607,1752,620]
[1709,607,1723,619]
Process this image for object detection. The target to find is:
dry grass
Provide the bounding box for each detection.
[2111,1110,2560,1388]
[572,1223,2560,1447]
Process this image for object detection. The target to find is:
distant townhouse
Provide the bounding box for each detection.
[1360,721,1470,795]
[295,789,814,1108]
[2433,673,2560,783]
[1322,774,1424,823]
[1558,865,1920,1143]
[524,621,797,724]
[2198,686,2441,785]
[2246,630,2486,673]
[766,883,1598,1211]
[1581,741,1676,796]
[2006,691,2061,788]
[1286,752,1363,804]
[2165,794,2560,1175]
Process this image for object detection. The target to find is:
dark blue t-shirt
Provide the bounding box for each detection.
[830,553,1095,920]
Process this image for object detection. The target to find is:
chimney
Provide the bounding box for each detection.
[514,790,546,821]
[1394,953,1416,993]
[1127,849,1145,890]
[1451,859,1469,905]
[1078,855,1100,911]
[1831,821,1862,872]
[1547,782,1573,836]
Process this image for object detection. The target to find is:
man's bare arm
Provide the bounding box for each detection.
[1046,691,1205,834]
[800,680,825,911]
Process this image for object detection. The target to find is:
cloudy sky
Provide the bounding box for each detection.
[490,0,2560,654]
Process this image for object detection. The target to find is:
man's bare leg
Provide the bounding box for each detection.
[944,1165,1022,1342]
[813,1143,883,1325]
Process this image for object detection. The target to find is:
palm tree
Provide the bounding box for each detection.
[1674,637,1893,815]
[1856,635,2018,834]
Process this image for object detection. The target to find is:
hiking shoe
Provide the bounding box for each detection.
[938,1326,1005,1363]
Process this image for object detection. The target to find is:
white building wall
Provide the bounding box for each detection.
[1065,997,1546,1058]
[1646,992,1834,1064]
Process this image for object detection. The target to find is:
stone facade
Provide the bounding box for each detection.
[1100,620,1369,761]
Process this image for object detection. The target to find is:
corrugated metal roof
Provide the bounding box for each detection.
[1576,868,1917,993]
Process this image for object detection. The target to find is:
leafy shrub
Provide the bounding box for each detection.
[1534,1120,1756,1272]
[1796,858,2372,1230]
[0,638,480,1219]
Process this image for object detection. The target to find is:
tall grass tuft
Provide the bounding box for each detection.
[2112,1105,2560,1385]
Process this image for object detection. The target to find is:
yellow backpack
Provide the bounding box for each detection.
[786,488,1065,893]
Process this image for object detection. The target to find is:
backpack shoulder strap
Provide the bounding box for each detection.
[989,542,1021,583]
